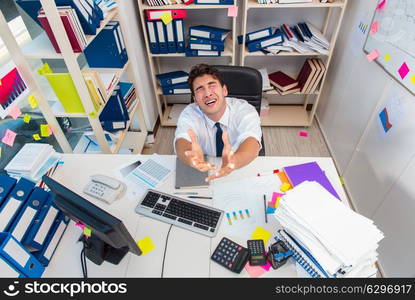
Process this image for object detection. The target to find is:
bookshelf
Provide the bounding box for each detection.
[137,1,238,126]
[0,0,147,154]
[240,0,348,126]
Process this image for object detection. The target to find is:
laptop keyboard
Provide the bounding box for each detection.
[135,189,223,237]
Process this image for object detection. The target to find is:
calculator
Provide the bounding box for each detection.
[211,237,249,274]
[247,239,267,266]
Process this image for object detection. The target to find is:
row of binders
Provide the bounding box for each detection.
[156,70,190,95]
[0,175,69,277]
[268,58,326,95]
[239,22,329,55]
[0,67,27,119]
[186,25,230,57]
[256,0,313,3]
[145,0,234,6]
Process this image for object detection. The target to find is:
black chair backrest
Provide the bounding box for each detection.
[212,65,262,114]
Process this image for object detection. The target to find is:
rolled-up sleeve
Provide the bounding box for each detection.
[174,108,194,154]
[234,103,262,151]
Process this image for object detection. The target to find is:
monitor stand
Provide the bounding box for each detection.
[79,235,129,265]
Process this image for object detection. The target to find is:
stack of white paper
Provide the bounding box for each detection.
[274,181,384,278]
[5,143,61,181]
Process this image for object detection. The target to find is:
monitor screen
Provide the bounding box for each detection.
[42,175,141,265]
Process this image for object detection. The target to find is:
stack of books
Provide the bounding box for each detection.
[119,82,137,114]
[145,0,194,6]
[186,25,230,57]
[145,9,186,54]
[156,70,190,95]
[5,143,62,182]
[268,71,300,95]
[0,66,27,119]
[274,180,384,278]
[238,27,284,53]
[297,58,326,93]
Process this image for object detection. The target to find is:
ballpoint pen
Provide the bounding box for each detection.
[257,169,279,177]
[264,194,268,223]
[188,196,213,199]
[174,192,198,195]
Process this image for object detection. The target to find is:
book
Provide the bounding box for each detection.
[175,157,208,189]
[304,59,321,94]
[308,58,326,93]
[268,71,298,92]
[297,59,317,93]
[276,84,301,95]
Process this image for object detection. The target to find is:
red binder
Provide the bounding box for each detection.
[146,9,187,21]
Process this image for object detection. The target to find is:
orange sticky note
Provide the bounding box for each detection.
[2,129,17,147]
[370,21,379,34]
[23,114,31,123]
[33,134,41,141]
[160,13,172,25]
[228,5,238,17]
[277,171,290,184]
[28,95,38,108]
[40,124,50,137]
[9,105,21,120]
[367,49,379,62]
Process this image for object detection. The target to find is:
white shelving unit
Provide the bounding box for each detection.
[240,0,347,127]
[137,1,238,126]
[0,0,147,154]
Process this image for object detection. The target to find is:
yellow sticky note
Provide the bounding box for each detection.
[137,236,155,255]
[411,75,415,85]
[339,176,344,185]
[83,227,92,237]
[0,147,2,157]
[251,226,272,246]
[274,196,281,209]
[28,95,38,108]
[33,134,41,141]
[37,63,52,75]
[160,13,172,25]
[40,124,50,137]
[88,111,97,118]
[280,182,291,192]
[384,53,390,62]
[23,114,31,123]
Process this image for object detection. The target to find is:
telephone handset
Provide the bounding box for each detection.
[83,174,126,204]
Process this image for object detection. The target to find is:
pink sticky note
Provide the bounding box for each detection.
[367,49,379,62]
[370,21,379,34]
[398,62,410,79]
[9,105,22,120]
[377,0,386,9]
[2,129,17,147]
[75,222,85,231]
[245,263,267,278]
[299,131,308,137]
[228,5,238,17]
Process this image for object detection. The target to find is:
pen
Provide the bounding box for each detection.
[174,192,198,195]
[257,169,279,177]
[188,196,213,199]
[263,194,268,223]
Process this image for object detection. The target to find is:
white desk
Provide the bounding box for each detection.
[44,154,348,278]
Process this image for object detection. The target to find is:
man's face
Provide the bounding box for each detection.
[192,74,228,121]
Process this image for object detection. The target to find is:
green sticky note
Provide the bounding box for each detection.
[23,114,31,123]
[160,13,172,25]
[251,226,272,246]
[83,227,92,237]
[137,236,155,255]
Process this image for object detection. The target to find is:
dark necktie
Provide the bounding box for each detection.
[215,122,224,157]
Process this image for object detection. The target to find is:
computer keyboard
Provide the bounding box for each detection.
[135,189,224,237]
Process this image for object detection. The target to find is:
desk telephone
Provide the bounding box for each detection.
[83,175,126,204]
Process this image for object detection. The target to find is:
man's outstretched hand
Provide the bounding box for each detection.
[184,129,216,172]
[206,131,237,182]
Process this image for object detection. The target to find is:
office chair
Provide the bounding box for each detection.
[213,65,265,156]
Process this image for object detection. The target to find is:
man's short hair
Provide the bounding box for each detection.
[188,64,225,99]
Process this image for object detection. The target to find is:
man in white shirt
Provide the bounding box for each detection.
[175,64,262,182]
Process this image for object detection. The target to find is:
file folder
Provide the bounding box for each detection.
[0,178,35,233]
[8,187,50,243]
[185,48,221,57]
[0,256,26,277]
[174,19,185,53]
[155,21,168,54]
[0,232,45,278]
[146,21,159,54]
[189,25,230,42]
[99,88,130,131]
[22,197,59,251]
[146,9,187,20]
[156,71,189,87]
[247,30,284,52]
[33,212,69,266]
[237,27,273,44]
[109,21,128,64]
[0,175,17,206]
[195,0,234,4]
[166,21,177,53]
[188,38,225,51]
[161,83,191,95]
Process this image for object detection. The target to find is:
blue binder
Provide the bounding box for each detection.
[108,21,128,64]
[146,21,159,54]
[33,212,69,266]
[185,48,221,57]
[0,255,26,278]
[156,71,189,87]
[0,175,17,206]
[188,38,225,51]
[161,83,191,95]
[166,21,177,53]
[21,196,60,251]
[99,88,130,131]
[155,21,168,54]
[237,27,273,44]
[8,187,50,243]
[0,232,45,278]
[84,0,104,21]
[84,22,127,68]
[0,178,35,233]
[174,19,185,53]
[195,0,234,3]
[119,82,134,98]
[189,25,230,42]
[247,30,284,52]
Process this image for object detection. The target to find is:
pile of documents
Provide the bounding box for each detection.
[5,143,62,182]
[274,181,384,278]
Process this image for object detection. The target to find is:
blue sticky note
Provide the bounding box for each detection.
[266,206,276,214]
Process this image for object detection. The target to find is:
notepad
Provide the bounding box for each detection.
[175,157,208,189]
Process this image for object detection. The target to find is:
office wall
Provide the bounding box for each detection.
[317,0,415,277]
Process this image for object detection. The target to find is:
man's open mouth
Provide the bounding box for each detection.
[205,99,216,106]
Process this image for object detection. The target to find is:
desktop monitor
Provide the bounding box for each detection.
[42,175,141,265]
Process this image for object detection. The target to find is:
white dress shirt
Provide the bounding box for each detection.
[174,97,262,156]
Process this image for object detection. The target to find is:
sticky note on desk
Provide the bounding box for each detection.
[2,129,17,147]
[137,236,155,255]
[245,263,267,278]
[251,226,272,245]
[398,62,410,80]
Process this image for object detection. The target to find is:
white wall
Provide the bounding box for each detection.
[317,0,415,277]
